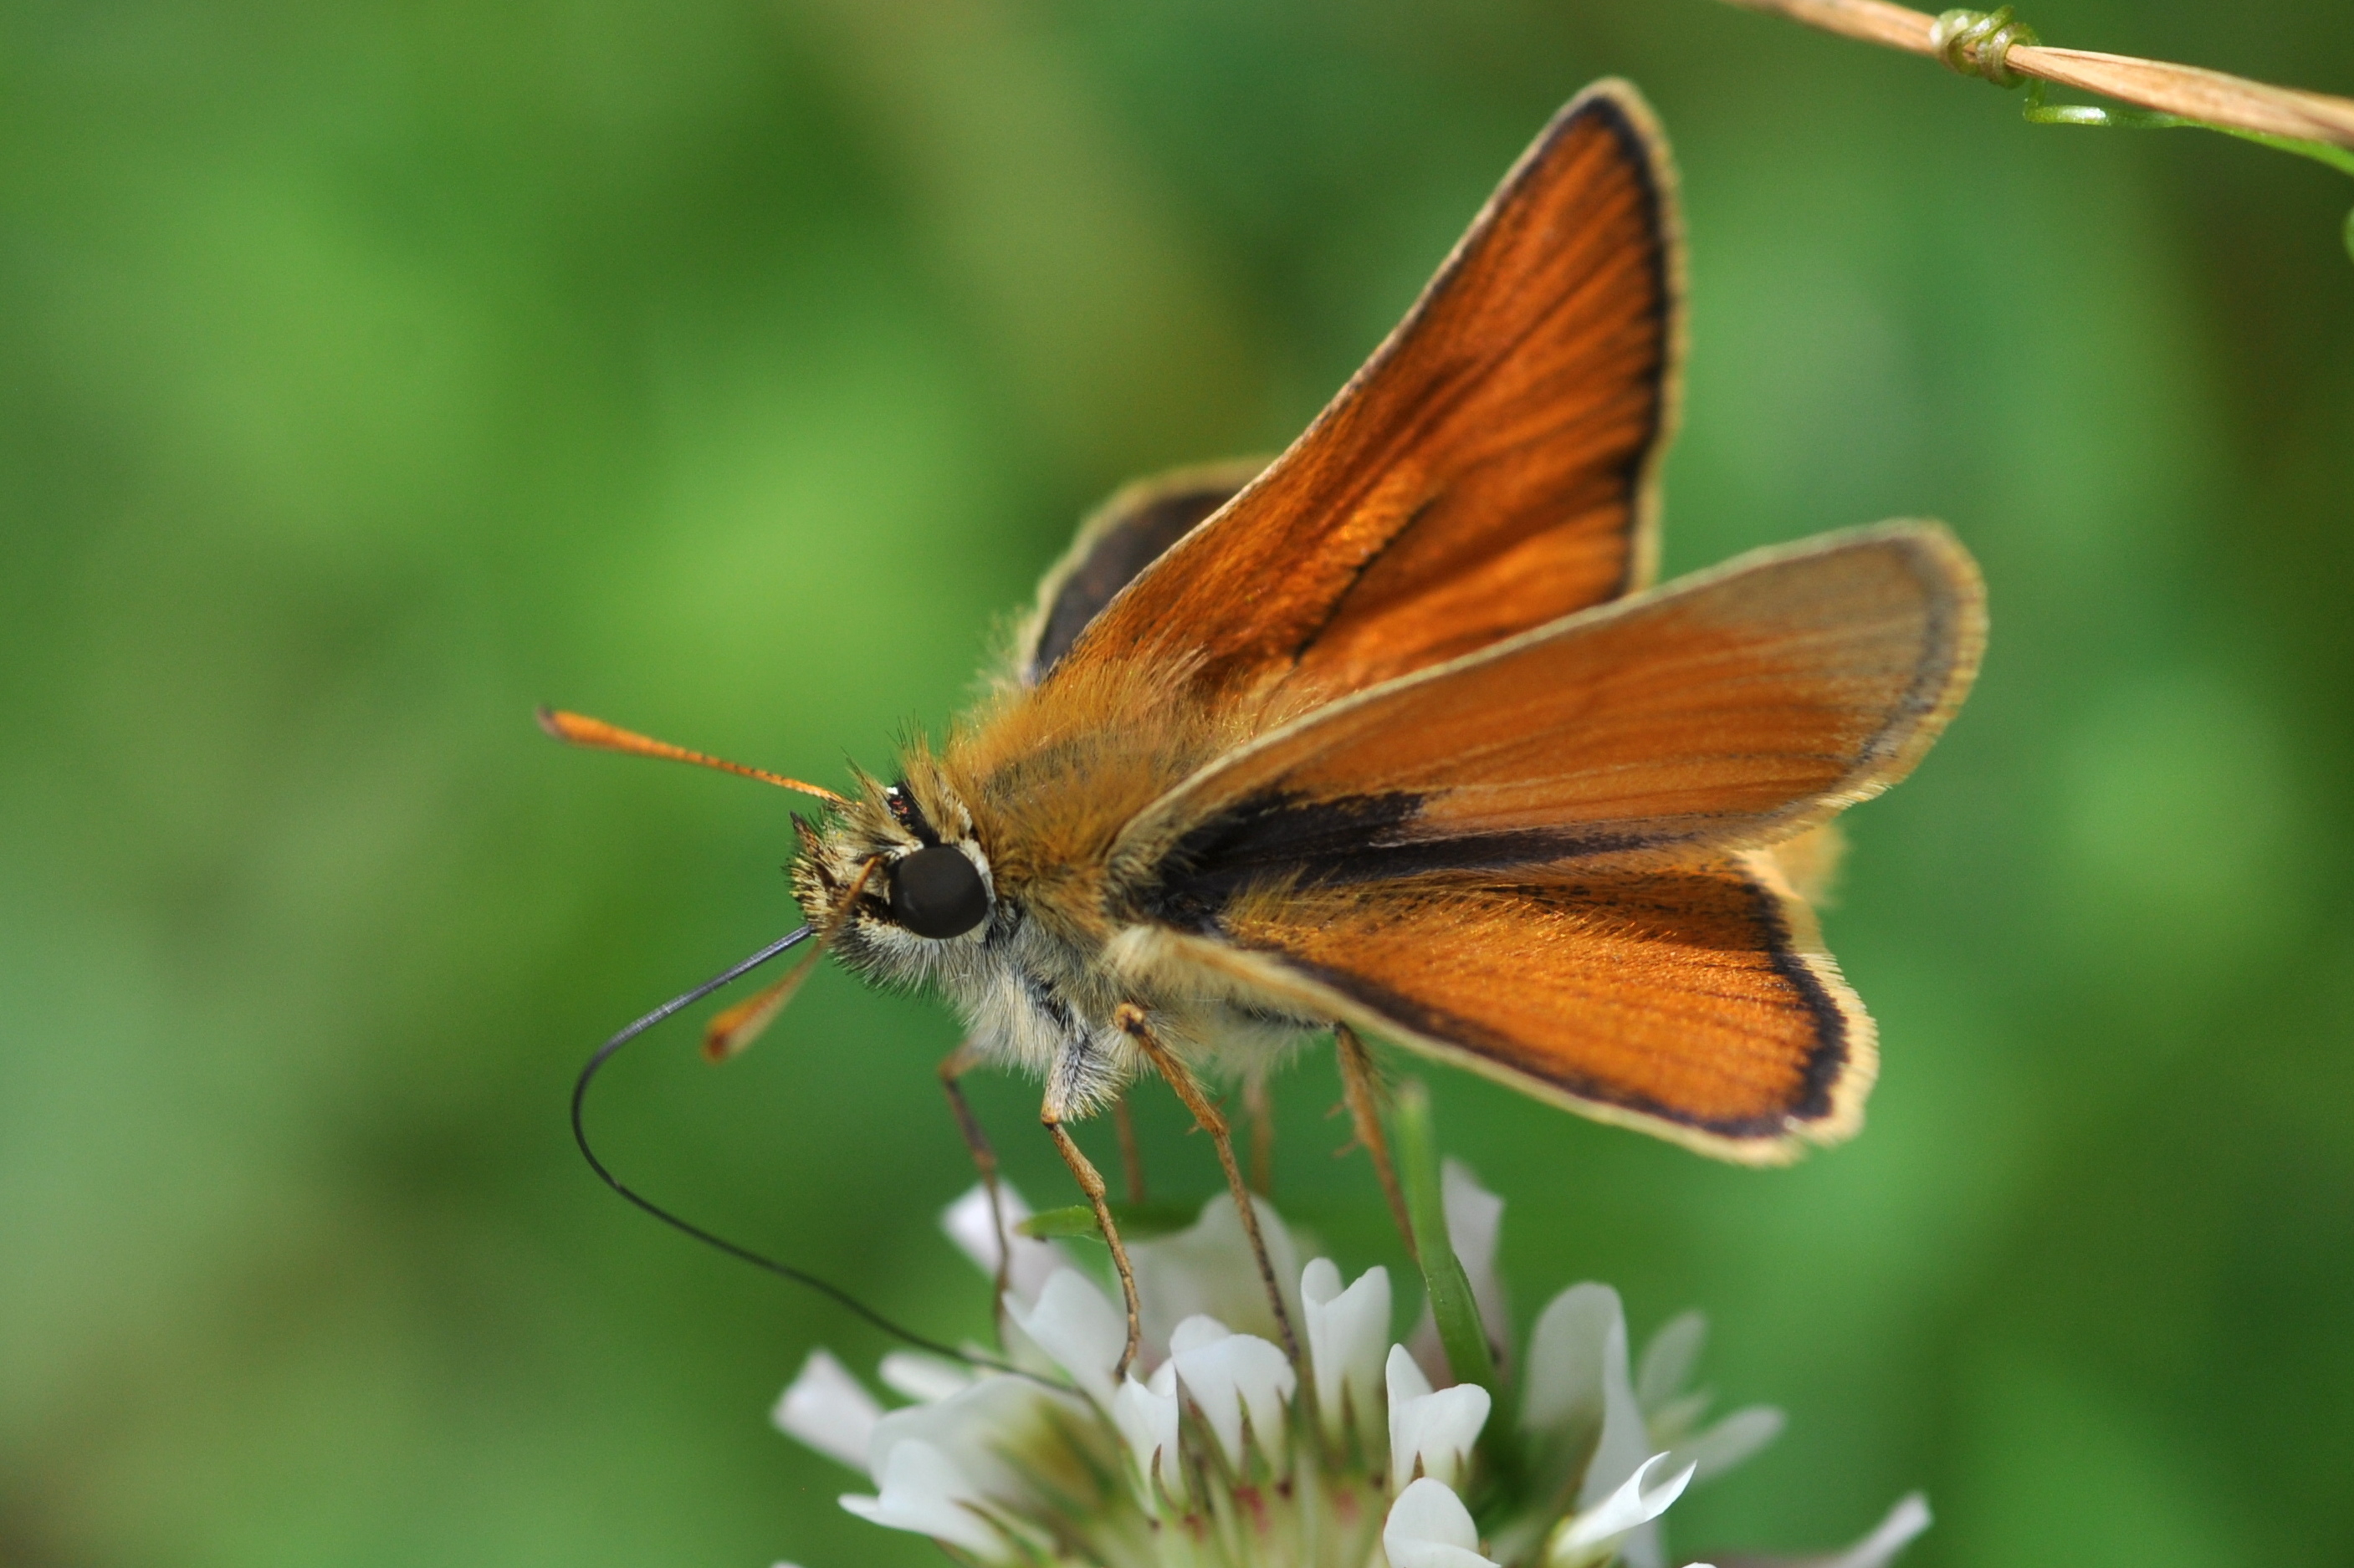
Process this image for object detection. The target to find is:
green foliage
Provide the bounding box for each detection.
[3,3,2351,1565]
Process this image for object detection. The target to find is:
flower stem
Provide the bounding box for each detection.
[1391,1081,1497,1395]
[1717,0,2354,150]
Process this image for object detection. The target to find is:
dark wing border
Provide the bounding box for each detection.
[1010,459,1265,687]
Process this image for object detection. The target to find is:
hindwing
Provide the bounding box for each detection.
[1142,854,1868,1161]
[1015,460,1262,686]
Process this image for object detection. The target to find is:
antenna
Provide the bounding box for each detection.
[539,708,849,807]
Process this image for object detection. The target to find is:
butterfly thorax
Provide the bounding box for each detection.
[791,661,1327,1116]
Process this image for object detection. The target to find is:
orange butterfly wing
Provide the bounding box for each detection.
[1053,80,1681,700]
[1115,525,1983,908]
[1152,856,1865,1162]
[1015,460,1262,686]
[1112,526,1983,1157]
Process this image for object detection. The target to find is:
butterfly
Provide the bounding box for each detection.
[545,80,1984,1370]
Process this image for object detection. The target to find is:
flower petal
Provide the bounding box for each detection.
[1518,1283,1649,1512]
[1645,1389,1714,1448]
[1169,1315,1297,1469]
[941,1183,1067,1309]
[1386,1343,1491,1490]
[1518,1283,1614,1443]
[1005,1267,1125,1410]
[772,1350,882,1475]
[867,1373,1087,1507]
[1671,1404,1784,1483]
[839,1437,1005,1559]
[878,1351,974,1405]
[1650,1493,1930,1568]
[1635,1310,1707,1414]
[1128,1194,1302,1352]
[1111,1372,1186,1506]
[1822,1494,1932,1568]
[1169,1313,1233,1355]
[1302,1259,1391,1443]
[1384,1477,1501,1568]
[1548,1452,1696,1567]
[1442,1160,1509,1351]
[1403,1387,1494,1492]
[1386,1340,1433,1478]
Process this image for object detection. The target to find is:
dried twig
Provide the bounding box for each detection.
[1719,0,2354,152]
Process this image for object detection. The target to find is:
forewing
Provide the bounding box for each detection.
[1054,80,1681,700]
[1015,460,1262,686]
[1153,855,1869,1161]
[1116,525,1983,922]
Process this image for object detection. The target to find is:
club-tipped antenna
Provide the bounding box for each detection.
[539,707,849,808]
[570,926,1016,1372]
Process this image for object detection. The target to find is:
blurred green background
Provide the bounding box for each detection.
[5,1,2351,1563]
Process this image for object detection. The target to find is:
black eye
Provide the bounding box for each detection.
[888,845,989,939]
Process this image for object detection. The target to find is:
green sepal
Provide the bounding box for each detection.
[1018,1200,1203,1243]
[1392,1080,1498,1393]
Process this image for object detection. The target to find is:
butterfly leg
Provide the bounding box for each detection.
[939,1041,1012,1323]
[1041,1109,1144,1377]
[1112,1094,1148,1204]
[1334,1024,1416,1261]
[1242,1068,1275,1197]
[1115,1004,1302,1366]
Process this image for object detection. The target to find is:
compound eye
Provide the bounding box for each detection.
[888,845,989,939]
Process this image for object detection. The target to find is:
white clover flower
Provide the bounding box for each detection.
[1112,1362,1185,1506]
[877,1348,974,1404]
[1386,1342,1491,1490]
[940,1181,1069,1309]
[1301,1256,1389,1447]
[772,1177,1933,1568]
[1547,1453,1696,1568]
[1127,1187,1303,1351]
[839,1437,1004,1559]
[770,1350,879,1473]
[1169,1313,1297,1471]
[1387,1476,1502,1568]
[1006,1265,1127,1408]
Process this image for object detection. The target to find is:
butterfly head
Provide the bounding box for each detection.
[791,762,997,984]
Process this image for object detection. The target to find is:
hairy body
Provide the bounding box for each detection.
[797,656,1330,1120]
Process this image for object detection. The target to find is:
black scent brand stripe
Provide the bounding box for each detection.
[1139,788,1655,930]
